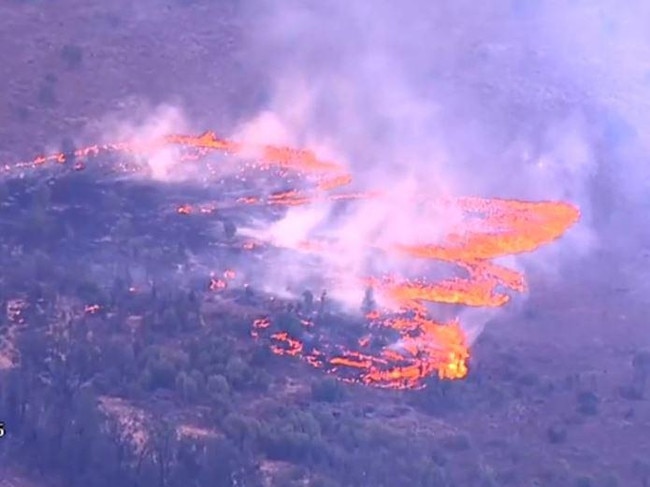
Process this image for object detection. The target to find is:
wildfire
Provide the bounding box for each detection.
[84,304,101,315]
[4,130,580,389]
[176,204,192,215]
[209,278,227,291]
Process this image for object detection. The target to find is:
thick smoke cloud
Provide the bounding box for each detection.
[236,3,647,242]
[82,1,650,335]
[97,103,193,181]
[225,0,650,326]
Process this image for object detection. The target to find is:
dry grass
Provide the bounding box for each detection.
[0,298,29,370]
[98,395,149,455]
[176,423,220,440]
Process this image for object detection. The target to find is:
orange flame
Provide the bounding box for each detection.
[177,204,192,215]
[209,278,227,291]
[84,304,101,315]
[6,131,580,389]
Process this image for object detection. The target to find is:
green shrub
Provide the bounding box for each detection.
[61,44,83,69]
[574,474,595,487]
[546,423,567,444]
[576,391,599,415]
[311,377,346,403]
[440,433,472,452]
[37,82,57,107]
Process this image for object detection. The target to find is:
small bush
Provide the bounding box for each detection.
[311,377,345,403]
[517,371,540,387]
[600,473,619,487]
[546,423,567,444]
[59,137,77,164]
[574,474,595,487]
[430,447,448,467]
[619,384,643,400]
[10,105,29,122]
[61,44,83,69]
[223,219,236,239]
[576,391,599,415]
[37,83,57,107]
[632,458,650,485]
[440,433,472,452]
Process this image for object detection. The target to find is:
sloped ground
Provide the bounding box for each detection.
[457,256,650,484]
[1,0,256,163]
[2,2,650,486]
[0,470,53,487]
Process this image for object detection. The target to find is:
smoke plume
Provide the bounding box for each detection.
[220,0,650,332]
[79,1,650,342]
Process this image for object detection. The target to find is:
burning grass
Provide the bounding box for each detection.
[1,131,579,389]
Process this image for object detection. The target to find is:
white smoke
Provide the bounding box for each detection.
[225,0,650,332]
[94,102,194,182]
[83,0,650,338]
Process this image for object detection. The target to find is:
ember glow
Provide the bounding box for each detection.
[5,131,580,389]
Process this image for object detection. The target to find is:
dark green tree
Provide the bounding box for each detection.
[311,377,346,403]
[576,391,599,415]
[302,290,314,313]
[632,349,650,398]
[60,44,83,69]
[361,286,376,315]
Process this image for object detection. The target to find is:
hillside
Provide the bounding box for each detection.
[1,1,650,487]
[0,159,648,487]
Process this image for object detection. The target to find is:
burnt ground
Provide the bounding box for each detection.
[1,2,650,487]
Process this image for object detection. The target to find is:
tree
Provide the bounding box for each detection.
[632,349,650,397]
[361,286,376,315]
[171,438,200,486]
[206,373,230,399]
[59,390,102,479]
[225,356,251,390]
[546,423,567,444]
[574,475,595,487]
[576,391,599,416]
[311,378,346,403]
[276,311,303,339]
[149,419,177,487]
[318,291,327,315]
[60,137,77,165]
[34,182,52,210]
[633,458,650,487]
[302,290,314,313]
[244,284,254,302]
[143,354,177,391]
[175,371,199,403]
[223,220,236,239]
[37,79,57,107]
[61,44,83,70]
[198,438,252,486]
[222,413,259,453]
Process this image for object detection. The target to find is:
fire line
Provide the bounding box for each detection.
[4,131,580,389]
